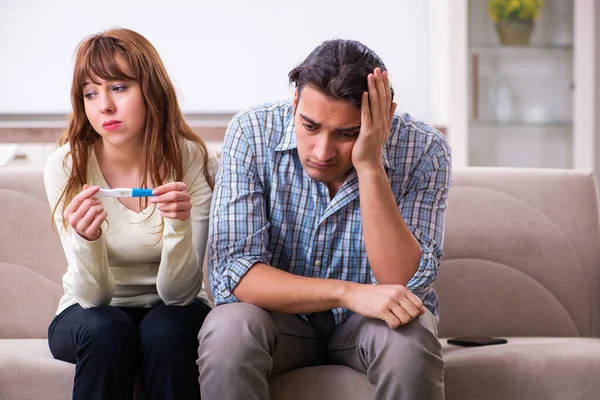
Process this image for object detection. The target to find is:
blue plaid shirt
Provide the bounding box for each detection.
[208,101,452,325]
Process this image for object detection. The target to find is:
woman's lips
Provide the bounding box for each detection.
[102,121,122,131]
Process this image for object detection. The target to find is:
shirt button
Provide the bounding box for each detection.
[315,260,322,267]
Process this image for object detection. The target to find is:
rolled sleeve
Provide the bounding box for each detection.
[208,117,272,305]
[399,140,452,297]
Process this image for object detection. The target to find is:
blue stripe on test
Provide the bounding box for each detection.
[132,188,154,197]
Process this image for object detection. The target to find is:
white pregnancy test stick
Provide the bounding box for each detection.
[96,188,155,198]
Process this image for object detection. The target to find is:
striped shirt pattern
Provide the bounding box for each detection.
[208,101,452,325]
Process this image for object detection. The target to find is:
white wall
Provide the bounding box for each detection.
[0,0,442,123]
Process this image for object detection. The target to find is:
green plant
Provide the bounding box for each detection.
[488,0,544,22]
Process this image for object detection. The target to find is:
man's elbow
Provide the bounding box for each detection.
[372,256,421,286]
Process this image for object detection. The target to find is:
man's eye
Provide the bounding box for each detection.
[340,132,359,140]
[303,123,317,131]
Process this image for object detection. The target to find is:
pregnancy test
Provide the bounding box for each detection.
[96,188,155,198]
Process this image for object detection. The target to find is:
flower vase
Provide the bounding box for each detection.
[495,18,535,46]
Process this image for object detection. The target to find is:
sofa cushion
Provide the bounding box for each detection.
[3,337,600,400]
[269,365,374,399]
[443,337,600,400]
[0,339,147,400]
[0,186,65,339]
[0,339,72,400]
[437,168,600,338]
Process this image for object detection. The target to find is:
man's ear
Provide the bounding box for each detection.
[292,88,299,114]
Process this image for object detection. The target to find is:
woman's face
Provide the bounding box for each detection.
[82,76,147,149]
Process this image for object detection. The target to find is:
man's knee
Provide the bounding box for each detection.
[198,303,276,355]
[363,312,443,370]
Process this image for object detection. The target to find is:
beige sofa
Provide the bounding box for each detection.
[1,167,600,400]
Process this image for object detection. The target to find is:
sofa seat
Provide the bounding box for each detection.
[270,337,600,400]
[443,337,600,400]
[3,337,600,399]
[0,339,73,400]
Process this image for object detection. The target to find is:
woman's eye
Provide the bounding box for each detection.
[83,92,96,100]
[112,84,127,93]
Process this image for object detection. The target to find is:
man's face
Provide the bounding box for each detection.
[293,86,361,193]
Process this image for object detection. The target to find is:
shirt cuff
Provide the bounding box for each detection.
[70,229,105,254]
[369,268,379,285]
[212,256,270,305]
[163,216,192,235]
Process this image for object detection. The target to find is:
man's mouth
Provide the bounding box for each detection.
[309,160,335,169]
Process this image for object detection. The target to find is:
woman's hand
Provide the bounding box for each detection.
[151,182,192,221]
[63,184,106,241]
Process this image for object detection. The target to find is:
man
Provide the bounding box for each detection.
[198,39,451,399]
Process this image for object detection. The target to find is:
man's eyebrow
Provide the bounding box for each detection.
[299,113,321,126]
[335,124,361,133]
[299,113,361,132]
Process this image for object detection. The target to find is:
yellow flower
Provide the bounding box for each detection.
[488,0,543,21]
[507,0,520,13]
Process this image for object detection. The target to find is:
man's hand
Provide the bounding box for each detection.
[151,182,192,221]
[342,282,425,329]
[351,67,397,172]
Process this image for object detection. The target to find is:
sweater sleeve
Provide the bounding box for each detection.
[156,142,216,305]
[43,146,115,308]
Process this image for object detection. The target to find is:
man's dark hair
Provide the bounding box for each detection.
[288,39,394,109]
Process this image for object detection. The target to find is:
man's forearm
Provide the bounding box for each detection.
[232,263,353,314]
[357,165,421,285]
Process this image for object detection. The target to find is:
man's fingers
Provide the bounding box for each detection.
[367,73,380,121]
[398,297,421,320]
[383,310,402,330]
[389,302,412,326]
[382,70,392,106]
[374,68,388,109]
[361,91,371,127]
[405,291,424,310]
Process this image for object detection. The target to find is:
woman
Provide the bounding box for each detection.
[44,28,215,400]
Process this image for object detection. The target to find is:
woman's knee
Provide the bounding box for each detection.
[77,306,138,354]
[138,302,210,351]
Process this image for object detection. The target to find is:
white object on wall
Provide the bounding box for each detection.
[0,0,435,123]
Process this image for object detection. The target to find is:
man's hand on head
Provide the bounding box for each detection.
[351,67,397,173]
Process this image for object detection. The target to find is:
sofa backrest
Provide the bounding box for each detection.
[0,168,65,338]
[436,168,600,338]
[2,167,599,339]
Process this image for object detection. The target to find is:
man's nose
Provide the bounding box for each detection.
[314,134,336,161]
